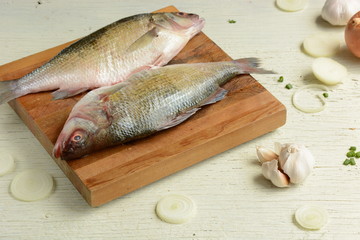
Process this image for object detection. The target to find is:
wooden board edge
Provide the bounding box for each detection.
[153,5,178,13]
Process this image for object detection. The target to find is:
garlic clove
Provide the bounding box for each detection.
[321,0,360,26]
[281,145,315,184]
[261,159,290,187]
[270,169,290,188]
[277,143,293,168]
[256,146,278,163]
[261,159,275,180]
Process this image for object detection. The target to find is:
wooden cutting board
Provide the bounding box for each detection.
[0,6,286,207]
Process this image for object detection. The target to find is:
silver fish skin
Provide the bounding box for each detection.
[53,58,273,160]
[0,12,205,104]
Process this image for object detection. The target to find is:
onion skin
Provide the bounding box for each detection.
[345,11,360,58]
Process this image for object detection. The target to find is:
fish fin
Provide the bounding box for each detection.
[156,88,228,131]
[105,81,129,92]
[126,27,159,53]
[149,65,160,70]
[122,59,160,79]
[200,88,228,106]
[157,108,200,131]
[92,82,131,102]
[142,55,165,70]
[233,58,276,74]
[0,80,18,104]
[52,87,88,100]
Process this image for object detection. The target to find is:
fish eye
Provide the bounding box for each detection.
[72,134,82,142]
[178,12,184,16]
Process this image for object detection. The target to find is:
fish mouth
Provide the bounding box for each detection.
[179,13,205,31]
[53,141,62,159]
[185,17,205,38]
[53,131,68,159]
[194,17,205,30]
[52,139,77,161]
[52,129,82,160]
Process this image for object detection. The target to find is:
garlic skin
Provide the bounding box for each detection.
[274,142,282,155]
[321,0,360,26]
[261,160,289,188]
[278,143,315,184]
[256,146,278,163]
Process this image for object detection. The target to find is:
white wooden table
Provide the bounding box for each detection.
[1,0,360,239]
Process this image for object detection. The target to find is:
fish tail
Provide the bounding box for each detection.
[233,58,275,74]
[0,80,19,104]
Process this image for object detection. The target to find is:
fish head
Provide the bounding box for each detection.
[53,88,114,160]
[153,12,205,38]
[53,116,100,160]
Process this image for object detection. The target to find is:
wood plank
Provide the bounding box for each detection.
[0,5,286,206]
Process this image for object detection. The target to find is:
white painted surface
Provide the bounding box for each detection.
[1,0,360,239]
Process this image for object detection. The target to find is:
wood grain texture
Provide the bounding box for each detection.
[0,5,286,207]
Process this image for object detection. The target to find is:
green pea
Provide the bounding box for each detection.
[349,146,357,151]
[343,159,351,165]
[356,152,360,158]
[347,151,356,157]
[350,158,356,165]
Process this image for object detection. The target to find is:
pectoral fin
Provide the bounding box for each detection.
[126,27,159,53]
[156,88,228,131]
[200,88,228,106]
[157,108,200,131]
[52,87,89,100]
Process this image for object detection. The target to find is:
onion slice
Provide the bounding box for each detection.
[303,33,340,57]
[10,169,54,202]
[292,84,329,113]
[312,57,348,85]
[155,194,196,224]
[0,152,15,176]
[295,205,328,230]
[276,0,308,12]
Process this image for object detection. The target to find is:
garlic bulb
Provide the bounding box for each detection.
[257,143,314,187]
[321,0,360,26]
[278,143,315,184]
[256,146,278,163]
